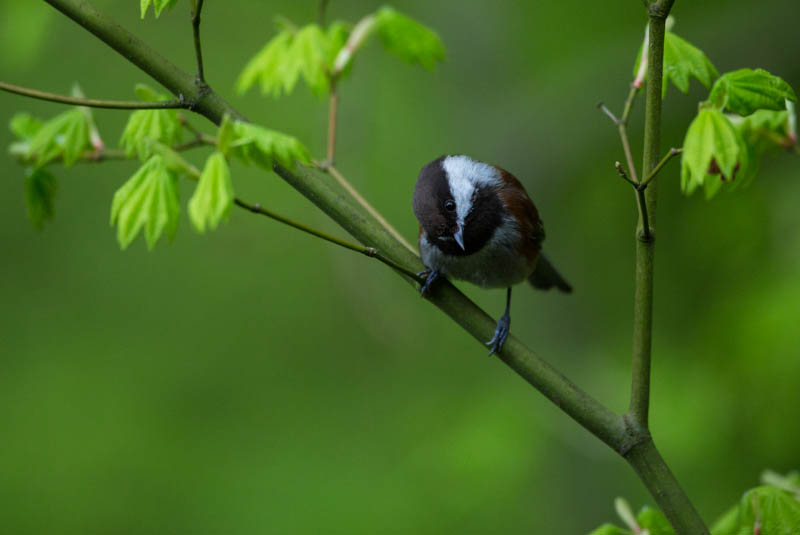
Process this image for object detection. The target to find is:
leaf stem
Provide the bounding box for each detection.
[0,81,188,110]
[190,0,206,84]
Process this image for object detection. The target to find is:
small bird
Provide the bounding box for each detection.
[412,155,571,355]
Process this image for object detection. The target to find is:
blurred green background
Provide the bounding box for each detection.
[1,0,799,533]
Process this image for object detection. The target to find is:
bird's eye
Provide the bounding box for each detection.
[444,199,456,212]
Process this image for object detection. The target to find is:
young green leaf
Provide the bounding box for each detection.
[709,68,798,116]
[26,108,92,167]
[9,112,43,140]
[681,108,743,198]
[291,24,332,95]
[236,30,295,97]
[636,506,674,535]
[229,121,310,169]
[662,32,718,97]
[375,6,445,70]
[587,523,631,535]
[188,152,234,233]
[120,86,182,161]
[216,114,235,156]
[110,155,180,250]
[715,486,800,535]
[141,0,179,19]
[635,31,718,97]
[327,21,352,66]
[24,167,58,230]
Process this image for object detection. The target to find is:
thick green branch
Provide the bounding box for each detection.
[0,81,187,110]
[42,0,629,455]
[628,6,709,533]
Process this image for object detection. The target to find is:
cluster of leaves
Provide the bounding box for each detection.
[634,27,798,199]
[589,471,800,535]
[682,69,797,198]
[236,5,445,97]
[7,83,310,249]
[140,0,179,19]
[108,102,309,249]
[8,103,95,228]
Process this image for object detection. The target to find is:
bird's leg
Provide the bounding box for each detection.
[417,268,440,297]
[487,287,512,356]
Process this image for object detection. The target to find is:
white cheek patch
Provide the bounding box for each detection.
[442,155,501,227]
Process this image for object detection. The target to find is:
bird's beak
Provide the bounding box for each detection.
[453,226,465,251]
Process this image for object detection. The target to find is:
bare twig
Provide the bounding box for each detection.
[190,0,206,83]
[640,147,681,188]
[233,198,420,279]
[0,81,188,110]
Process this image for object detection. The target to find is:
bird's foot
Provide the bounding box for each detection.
[486,313,510,357]
[417,269,439,297]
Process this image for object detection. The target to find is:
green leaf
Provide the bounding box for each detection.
[216,114,235,156]
[236,22,342,97]
[636,31,718,97]
[24,167,58,230]
[26,108,92,167]
[680,108,743,198]
[711,503,742,535]
[110,155,180,250]
[229,121,311,169]
[188,152,234,233]
[236,30,296,97]
[736,109,791,156]
[141,0,178,19]
[375,6,446,70]
[636,506,674,535]
[327,20,352,65]
[9,112,43,140]
[120,86,182,161]
[662,32,718,97]
[709,68,797,116]
[291,24,332,95]
[718,486,800,535]
[587,524,631,535]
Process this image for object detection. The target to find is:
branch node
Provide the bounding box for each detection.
[637,227,654,244]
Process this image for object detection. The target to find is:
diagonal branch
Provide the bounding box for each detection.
[0,81,188,110]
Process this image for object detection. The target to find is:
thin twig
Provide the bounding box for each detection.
[9,138,213,164]
[598,102,619,124]
[233,198,420,279]
[614,161,638,188]
[599,89,642,184]
[322,164,416,253]
[640,147,681,188]
[190,0,206,83]
[0,81,188,109]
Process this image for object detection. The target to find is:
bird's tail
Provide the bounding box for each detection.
[529,253,572,293]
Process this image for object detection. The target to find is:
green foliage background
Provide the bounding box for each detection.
[1,0,798,533]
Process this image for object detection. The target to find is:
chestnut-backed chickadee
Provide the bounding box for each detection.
[413,155,571,356]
